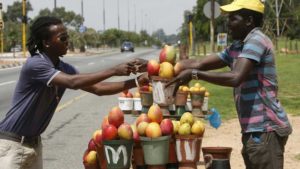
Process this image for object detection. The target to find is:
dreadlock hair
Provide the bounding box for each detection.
[27,16,63,56]
[238,9,264,27]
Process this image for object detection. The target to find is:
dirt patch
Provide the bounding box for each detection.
[198,115,299,169]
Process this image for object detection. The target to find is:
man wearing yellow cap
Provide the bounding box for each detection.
[167,0,292,168]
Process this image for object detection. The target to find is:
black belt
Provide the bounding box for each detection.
[0,131,40,147]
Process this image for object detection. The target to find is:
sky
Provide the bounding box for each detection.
[2,0,197,35]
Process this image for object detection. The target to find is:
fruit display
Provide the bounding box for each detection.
[82,106,134,169]
[146,46,212,116]
[175,112,205,137]
[135,104,172,139]
[159,45,176,65]
[82,44,219,169]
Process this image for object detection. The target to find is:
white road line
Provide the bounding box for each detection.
[88,62,95,65]
[0,80,16,86]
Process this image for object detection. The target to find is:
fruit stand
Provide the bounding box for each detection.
[82,45,231,169]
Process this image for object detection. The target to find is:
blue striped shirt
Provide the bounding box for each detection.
[218,28,291,133]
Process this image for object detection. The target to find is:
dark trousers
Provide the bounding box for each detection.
[241,131,288,169]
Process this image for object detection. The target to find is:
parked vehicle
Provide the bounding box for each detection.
[121,41,134,52]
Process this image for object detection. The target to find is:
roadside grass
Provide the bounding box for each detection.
[190,52,300,120]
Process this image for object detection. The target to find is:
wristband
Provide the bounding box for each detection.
[135,77,140,88]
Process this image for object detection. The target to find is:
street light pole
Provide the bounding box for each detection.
[117,0,120,30]
[81,0,84,20]
[0,1,4,54]
[54,0,56,9]
[127,0,130,32]
[134,2,136,33]
[103,0,106,31]
[22,0,27,57]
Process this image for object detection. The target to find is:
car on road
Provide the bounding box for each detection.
[121,41,134,52]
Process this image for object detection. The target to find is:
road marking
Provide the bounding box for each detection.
[55,93,88,113]
[88,62,95,65]
[0,81,16,86]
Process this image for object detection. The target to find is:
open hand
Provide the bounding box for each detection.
[175,59,200,74]
[113,62,136,76]
[137,73,150,87]
[165,69,193,95]
[130,58,148,73]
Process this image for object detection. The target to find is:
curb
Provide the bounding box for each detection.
[0,62,24,69]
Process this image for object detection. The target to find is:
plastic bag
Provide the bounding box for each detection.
[206,108,222,129]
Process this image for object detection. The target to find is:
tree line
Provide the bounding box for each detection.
[1,1,165,53]
[179,0,300,47]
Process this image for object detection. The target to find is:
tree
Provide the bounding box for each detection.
[2,1,33,51]
[37,7,84,29]
[3,1,33,22]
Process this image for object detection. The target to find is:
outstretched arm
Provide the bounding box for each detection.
[50,62,136,89]
[81,73,149,96]
[167,57,255,88]
[176,54,227,72]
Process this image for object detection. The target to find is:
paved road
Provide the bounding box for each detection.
[0,48,159,169]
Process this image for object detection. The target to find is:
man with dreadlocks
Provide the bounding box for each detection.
[0,16,148,168]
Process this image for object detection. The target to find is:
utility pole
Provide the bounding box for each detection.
[210,0,215,53]
[22,0,27,57]
[103,0,106,31]
[188,14,194,56]
[134,2,136,33]
[0,1,4,54]
[117,0,120,30]
[81,0,84,19]
[127,0,130,32]
[54,0,57,9]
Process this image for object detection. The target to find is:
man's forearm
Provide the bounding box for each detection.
[88,79,137,96]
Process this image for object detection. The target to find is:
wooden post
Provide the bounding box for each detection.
[295,41,299,54]
[203,44,206,57]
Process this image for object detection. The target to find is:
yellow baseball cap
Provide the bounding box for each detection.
[220,0,265,14]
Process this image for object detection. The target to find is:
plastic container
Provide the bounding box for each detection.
[118,97,134,111]
[185,99,192,111]
[133,98,142,111]
[175,91,188,106]
[103,139,134,169]
[140,91,153,106]
[151,76,176,105]
[201,97,209,114]
[202,147,232,169]
[140,135,170,165]
[202,147,232,160]
[175,135,202,163]
[190,92,205,108]
[175,135,203,169]
[132,142,145,168]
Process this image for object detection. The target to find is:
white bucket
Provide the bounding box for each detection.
[185,98,192,111]
[151,76,176,105]
[169,104,176,111]
[118,97,134,111]
[133,98,142,111]
[201,97,209,112]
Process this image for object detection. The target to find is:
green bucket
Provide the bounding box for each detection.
[103,139,134,169]
[140,135,170,165]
